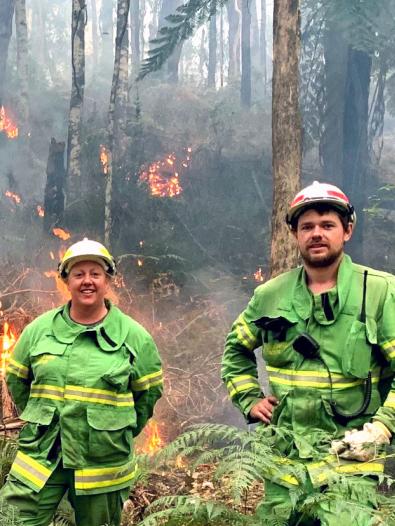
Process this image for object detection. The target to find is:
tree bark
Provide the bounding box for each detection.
[226,0,240,81]
[66,0,86,203]
[0,0,15,108]
[270,0,301,276]
[90,0,99,74]
[240,0,251,107]
[44,138,66,232]
[14,0,30,139]
[260,0,267,94]
[131,0,140,69]
[250,0,259,69]
[207,2,217,88]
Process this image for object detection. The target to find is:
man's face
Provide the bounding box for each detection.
[293,209,353,268]
[66,260,109,310]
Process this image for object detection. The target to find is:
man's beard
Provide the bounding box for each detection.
[300,246,343,268]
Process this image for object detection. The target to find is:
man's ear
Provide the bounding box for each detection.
[344,222,353,242]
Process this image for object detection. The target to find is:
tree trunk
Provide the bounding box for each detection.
[157,0,183,83]
[104,0,130,249]
[260,0,267,94]
[90,0,99,74]
[99,0,114,77]
[270,0,301,276]
[240,0,251,107]
[148,0,160,43]
[219,6,224,87]
[131,0,140,69]
[0,0,15,108]
[44,138,66,232]
[66,0,86,203]
[250,0,259,69]
[198,27,206,85]
[226,0,240,81]
[207,2,217,88]
[342,48,371,261]
[14,0,30,139]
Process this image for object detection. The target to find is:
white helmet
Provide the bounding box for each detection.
[286,181,356,228]
[58,238,116,279]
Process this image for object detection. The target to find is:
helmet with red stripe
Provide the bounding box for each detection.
[286,181,355,228]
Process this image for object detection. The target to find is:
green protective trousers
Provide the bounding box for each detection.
[261,478,378,526]
[0,464,130,526]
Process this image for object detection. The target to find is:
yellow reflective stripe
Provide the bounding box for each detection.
[7,358,29,379]
[307,455,385,486]
[30,384,65,401]
[227,375,260,398]
[235,315,256,350]
[64,394,134,407]
[75,463,138,490]
[384,392,395,409]
[131,370,163,391]
[12,451,52,490]
[267,366,371,389]
[30,384,135,407]
[382,339,395,359]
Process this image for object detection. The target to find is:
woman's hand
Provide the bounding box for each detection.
[249,396,279,424]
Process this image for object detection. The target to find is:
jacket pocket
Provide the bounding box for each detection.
[18,404,58,454]
[101,360,133,391]
[31,338,67,382]
[87,406,135,463]
[342,319,377,379]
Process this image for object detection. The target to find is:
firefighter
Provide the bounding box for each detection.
[0,238,163,526]
[222,181,395,525]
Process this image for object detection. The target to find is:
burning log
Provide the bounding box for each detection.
[43,138,66,233]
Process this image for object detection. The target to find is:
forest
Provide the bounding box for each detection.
[0,0,395,524]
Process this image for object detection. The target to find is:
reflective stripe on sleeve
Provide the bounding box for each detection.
[131,369,163,392]
[7,358,29,379]
[381,339,395,360]
[234,315,257,350]
[10,451,53,491]
[383,392,395,409]
[267,366,381,390]
[75,461,138,490]
[226,375,261,398]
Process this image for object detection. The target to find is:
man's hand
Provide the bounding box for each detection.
[249,396,279,424]
[329,421,391,462]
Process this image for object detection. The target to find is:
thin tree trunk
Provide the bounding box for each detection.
[270,0,301,276]
[44,138,66,232]
[91,0,99,74]
[131,0,140,69]
[99,0,114,76]
[0,0,15,108]
[198,28,206,85]
[139,0,145,61]
[66,0,86,203]
[207,2,217,88]
[226,0,240,81]
[250,0,259,68]
[240,0,251,107]
[260,0,267,95]
[157,0,183,83]
[14,0,30,139]
[104,0,130,248]
[220,6,224,87]
[148,0,160,43]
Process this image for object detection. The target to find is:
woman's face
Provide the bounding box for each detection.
[66,260,109,311]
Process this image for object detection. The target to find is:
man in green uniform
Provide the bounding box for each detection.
[0,238,163,526]
[222,181,395,525]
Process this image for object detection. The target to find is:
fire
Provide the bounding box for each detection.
[175,455,187,468]
[44,271,71,302]
[53,227,71,240]
[138,147,192,198]
[137,259,143,267]
[139,420,164,455]
[99,145,109,175]
[0,106,19,139]
[0,322,17,377]
[37,205,45,217]
[254,267,265,282]
[5,190,21,204]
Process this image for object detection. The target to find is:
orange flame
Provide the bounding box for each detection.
[0,322,17,377]
[37,205,45,217]
[254,267,265,283]
[139,148,192,198]
[53,228,71,240]
[175,455,187,468]
[0,106,19,139]
[137,259,143,267]
[99,145,109,175]
[44,270,71,302]
[5,190,21,204]
[140,420,163,455]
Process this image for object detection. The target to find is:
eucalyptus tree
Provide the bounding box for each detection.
[240,0,252,107]
[226,0,240,81]
[207,0,217,87]
[260,0,267,94]
[0,0,14,108]
[14,0,30,139]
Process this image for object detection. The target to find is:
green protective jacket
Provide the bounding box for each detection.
[6,301,163,495]
[222,255,395,486]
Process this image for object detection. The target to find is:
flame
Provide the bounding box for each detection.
[99,145,109,175]
[137,259,143,267]
[140,420,163,455]
[0,322,17,377]
[0,106,19,139]
[139,240,144,248]
[44,271,71,302]
[53,227,71,240]
[139,147,192,198]
[254,267,265,282]
[37,205,45,217]
[5,190,21,204]
[175,455,187,468]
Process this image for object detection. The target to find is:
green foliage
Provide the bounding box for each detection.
[0,500,23,526]
[138,0,228,80]
[139,423,395,526]
[0,436,17,488]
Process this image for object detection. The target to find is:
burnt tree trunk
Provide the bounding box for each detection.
[207,1,217,88]
[44,138,66,232]
[14,0,30,139]
[226,0,240,81]
[66,0,86,204]
[270,0,301,276]
[240,0,251,107]
[0,0,15,108]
